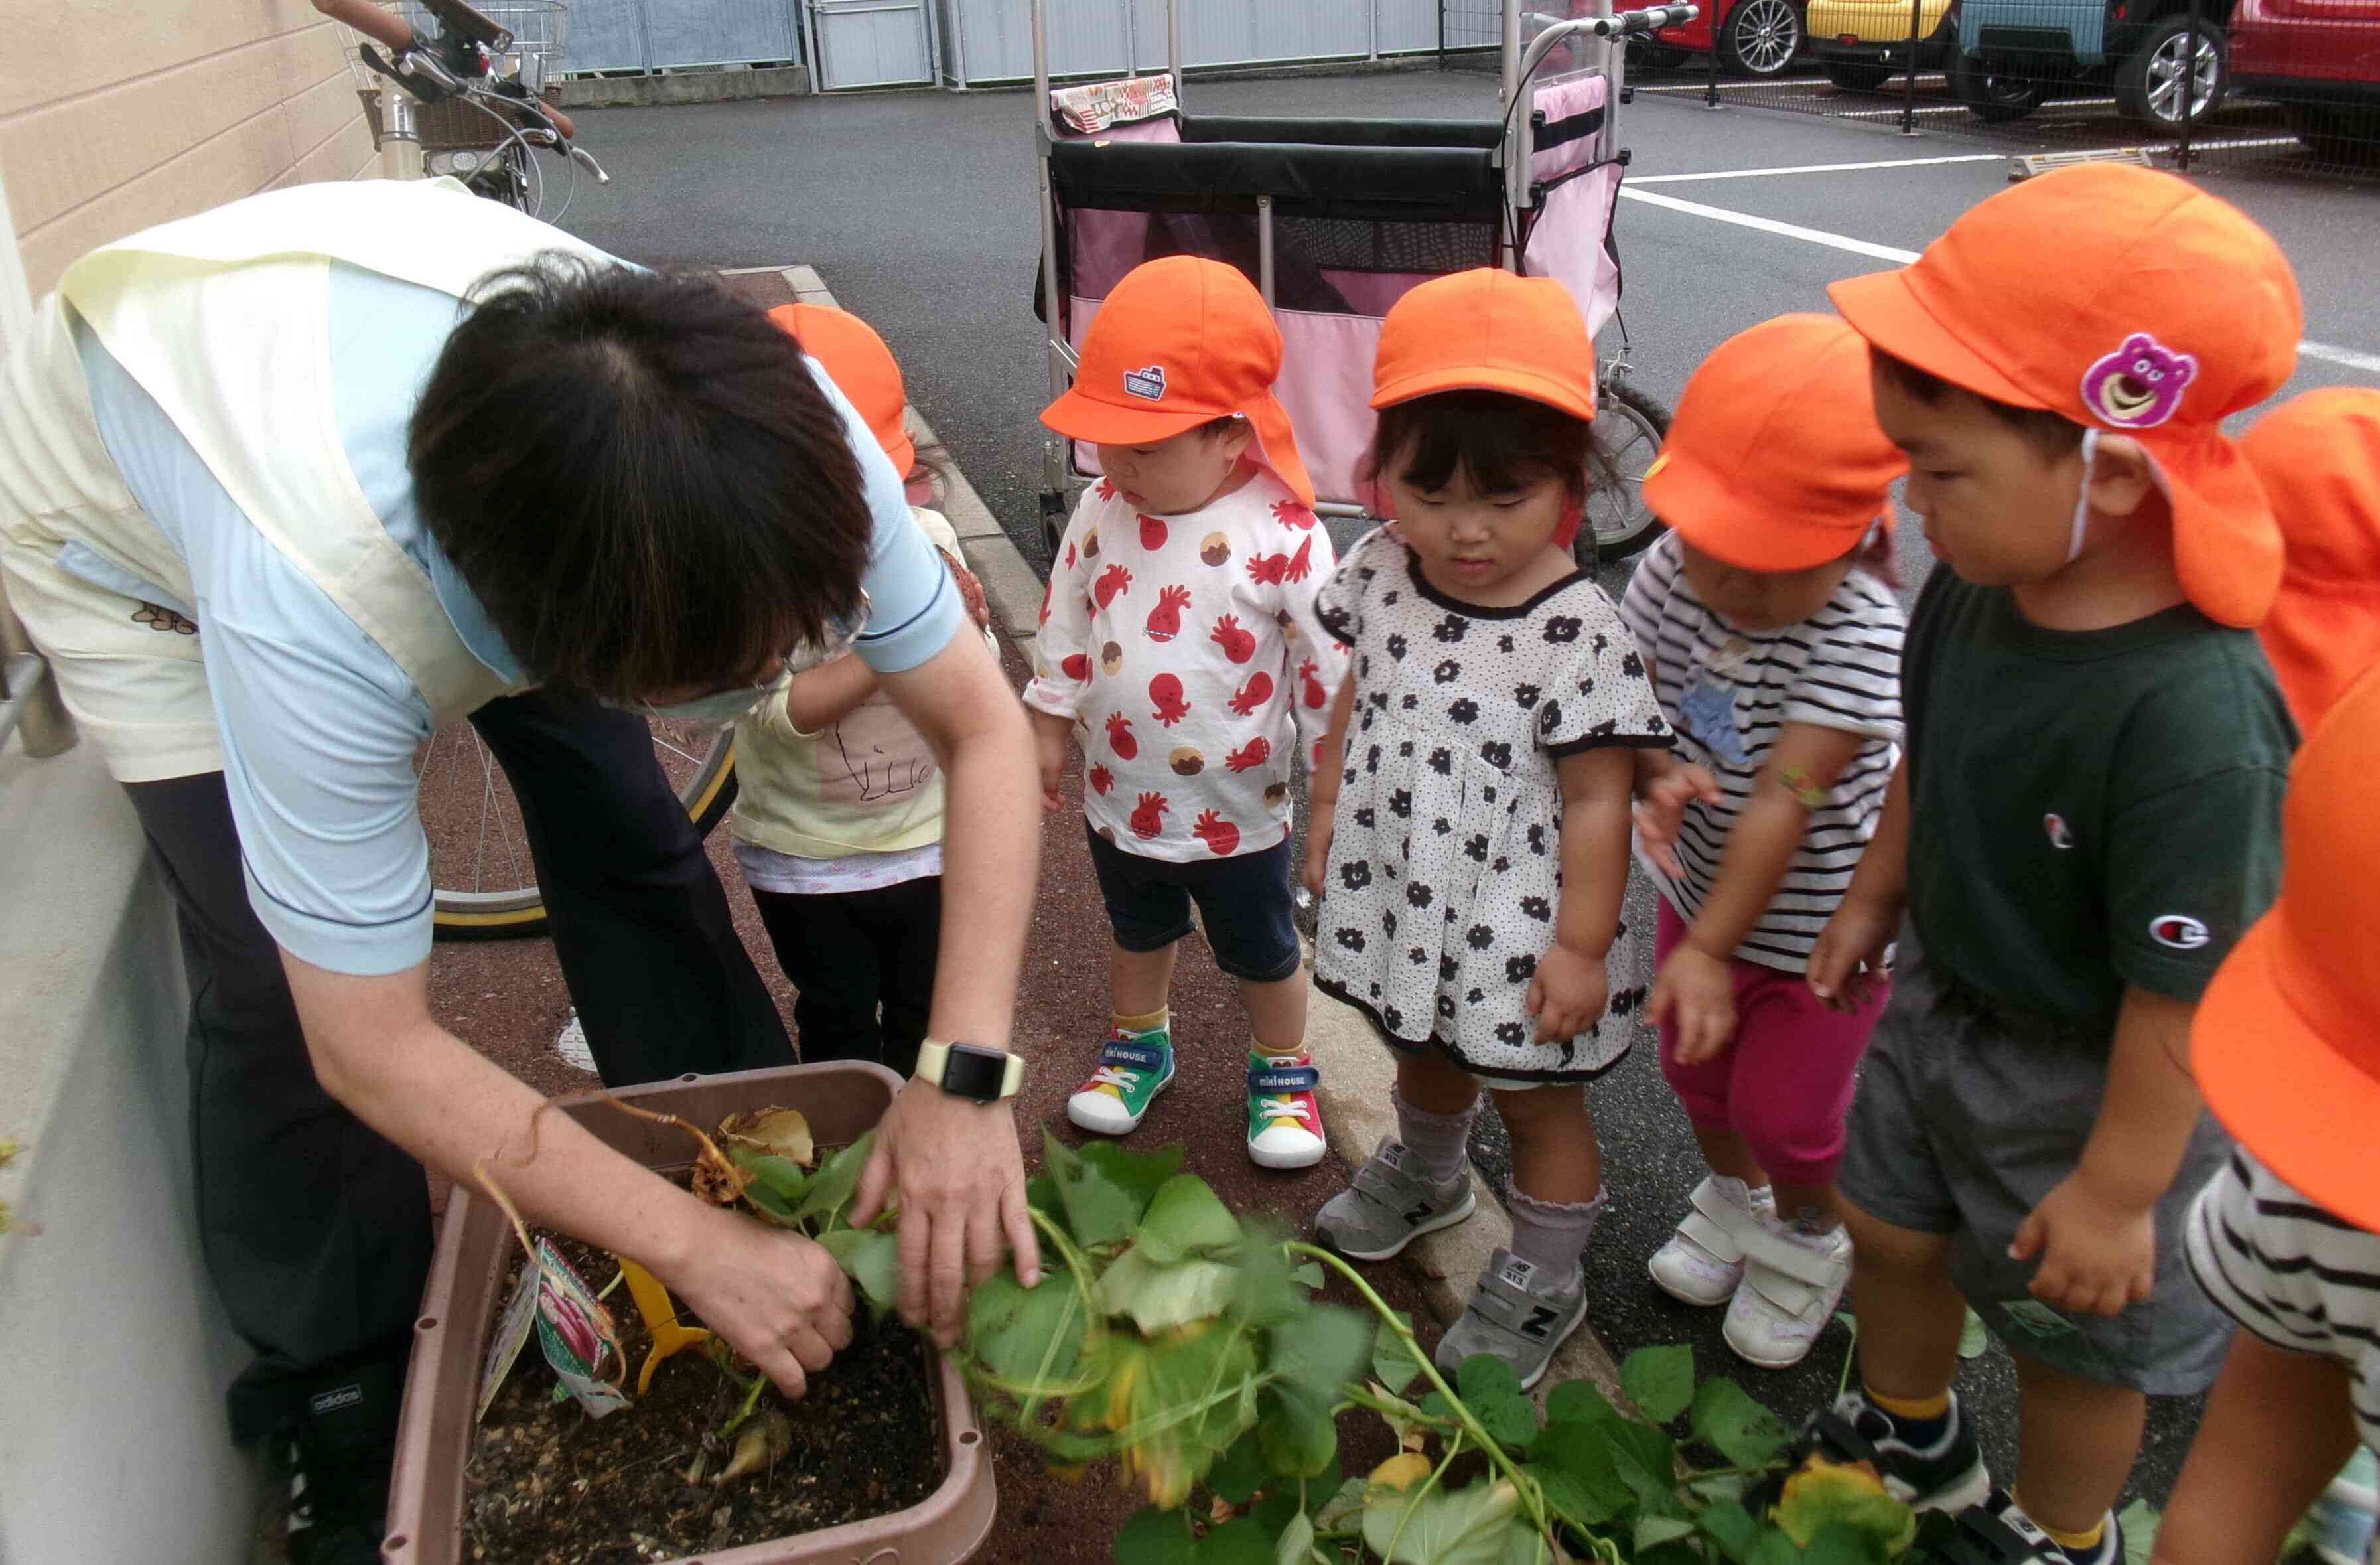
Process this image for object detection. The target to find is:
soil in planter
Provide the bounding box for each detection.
[462,1230,943,1565]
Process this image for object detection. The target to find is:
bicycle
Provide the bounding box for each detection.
[319,0,742,940]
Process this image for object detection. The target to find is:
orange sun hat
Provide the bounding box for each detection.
[2193,656,2380,1232]
[1644,313,1906,573]
[1040,256,1314,508]
[2241,388,2380,730]
[767,301,916,477]
[1370,268,1598,421]
[1828,163,2302,629]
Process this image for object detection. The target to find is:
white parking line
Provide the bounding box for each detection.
[1632,154,2006,182]
[1616,186,2380,378]
[1835,104,1971,117]
[1634,76,1837,92]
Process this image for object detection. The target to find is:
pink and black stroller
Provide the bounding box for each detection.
[1030,0,1695,563]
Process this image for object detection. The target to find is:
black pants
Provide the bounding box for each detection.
[748,874,941,1079]
[122,688,790,1440]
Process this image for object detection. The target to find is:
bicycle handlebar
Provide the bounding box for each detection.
[313,0,414,54]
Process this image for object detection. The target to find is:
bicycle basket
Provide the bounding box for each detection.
[336,1,572,151]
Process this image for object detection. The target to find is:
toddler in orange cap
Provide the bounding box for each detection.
[1022,256,1350,1170]
[1794,165,2302,1558]
[2241,388,2380,728]
[731,303,993,1077]
[1615,314,1910,1372]
[2156,659,2380,1565]
[1304,269,1675,1391]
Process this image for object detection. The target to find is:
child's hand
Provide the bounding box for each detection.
[1032,720,1069,814]
[938,548,993,633]
[1632,763,1724,879]
[1527,941,1609,1043]
[1302,811,1336,900]
[1807,893,1896,1012]
[2009,1170,2158,1317]
[1650,945,1738,1065]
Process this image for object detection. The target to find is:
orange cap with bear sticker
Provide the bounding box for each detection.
[1040,256,1314,508]
[2194,656,2380,1232]
[766,302,916,478]
[2242,388,2380,729]
[1829,164,2302,628]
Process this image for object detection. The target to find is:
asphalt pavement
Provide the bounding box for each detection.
[553,72,2379,1507]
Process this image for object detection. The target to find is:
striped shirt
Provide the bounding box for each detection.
[1616,534,1905,972]
[2188,1150,2380,1455]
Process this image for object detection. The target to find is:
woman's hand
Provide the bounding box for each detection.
[850,1082,1040,1349]
[1650,944,1738,1065]
[660,1205,855,1398]
[1632,761,1722,879]
[1527,940,1610,1042]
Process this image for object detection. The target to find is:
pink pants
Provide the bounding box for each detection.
[1654,901,1888,1189]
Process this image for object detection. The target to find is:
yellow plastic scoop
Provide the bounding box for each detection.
[616,1255,711,1396]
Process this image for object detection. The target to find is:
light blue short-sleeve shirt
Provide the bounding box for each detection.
[76,262,960,976]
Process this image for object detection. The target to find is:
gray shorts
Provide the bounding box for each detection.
[1839,932,2234,1396]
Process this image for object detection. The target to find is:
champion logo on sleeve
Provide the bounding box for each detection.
[2149,914,2211,950]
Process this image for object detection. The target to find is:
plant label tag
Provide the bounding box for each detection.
[476,1256,543,1424]
[532,1238,632,1420]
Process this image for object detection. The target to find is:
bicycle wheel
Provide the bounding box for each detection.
[419,713,738,940]
[1579,378,1672,567]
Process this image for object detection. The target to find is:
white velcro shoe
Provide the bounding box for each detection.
[1724,1214,1853,1369]
[1647,1175,1775,1307]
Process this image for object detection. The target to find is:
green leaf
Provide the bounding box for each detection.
[1257,1384,1340,1481]
[1958,1307,1989,1360]
[1470,1388,1539,1453]
[1620,1345,1695,1424]
[1528,1422,1631,1521]
[1300,1459,1346,1519]
[1420,1390,1458,1424]
[1611,1444,1685,1520]
[1494,1521,1561,1565]
[1252,1487,1306,1538]
[814,1227,898,1314]
[1801,1520,1890,1565]
[1043,1131,1143,1248]
[793,1130,875,1228]
[1027,1173,1066,1230]
[1116,1505,1200,1565]
[1229,1223,1304,1329]
[1544,1380,1622,1429]
[742,1179,801,1227]
[1750,1527,1809,1565]
[1772,1461,1916,1554]
[1521,1463,1611,1527]
[1314,1475,1369,1532]
[1456,1354,1523,1404]
[1689,1378,1790,1468]
[966,1266,1087,1385]
[1291,1262,1324,1290]
[1270,1305,1374,1407]
[1198,1517,1276,1565]
[1138,1175,1243,1264]
[1697,1500,1766,1565]
[1074,1136,1184,1222]
[1608,1420,1678,1491]
[1208,1425,1270,1505]
[2117,1500,2161,1565]
[729,1146,809,1202]
[1361,1477,1524,1565]
[1373,1312,1427,1396]
[1274,1511,1318,1565]
[1098,1250,1241,1333]
[1636,1515,1698,1552]
[1131,1323,1264,1505]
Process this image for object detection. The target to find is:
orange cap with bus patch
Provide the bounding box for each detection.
[2241,388,2380,729]
[2194,657,2380,1232]
[1828,164,2302,628]
[1370,268,1599,422]
[1040,256,1314,508]
[766,302,916,479]
[1644,313,1906,573]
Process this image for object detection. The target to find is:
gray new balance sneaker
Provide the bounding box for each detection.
[1435,1248,1590,1391]
[1314,1138,1477,1261]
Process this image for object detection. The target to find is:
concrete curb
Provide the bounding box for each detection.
[794,263,1622,1400]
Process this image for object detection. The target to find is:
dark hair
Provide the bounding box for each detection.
[1198,415,1248,440]
[1365,390,1616,504]
[1870,350,2087,459]
[409,254,874,703]
[1854,523,1900,590]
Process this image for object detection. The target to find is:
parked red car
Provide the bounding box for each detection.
[2225,0,2380,158]
[1649,0,1812,75]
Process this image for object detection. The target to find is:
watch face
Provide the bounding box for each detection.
[940,1043,1007,1103]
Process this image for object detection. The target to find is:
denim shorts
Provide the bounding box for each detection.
[1084,822,1303,984]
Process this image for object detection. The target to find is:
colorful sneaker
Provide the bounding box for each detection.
[1064,1029,1174,1136]
[1758,1388,1991,1514]
[1647,1175,1776,1307]
[1435,1248,1590,1392]
[1938,1489,2119,1565]
[1316,1138,1477,1260]
[1247,1052,1327,1170]
[1723,1213,1853,1369]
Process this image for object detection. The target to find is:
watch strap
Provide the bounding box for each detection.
[915,1039,1025,1100]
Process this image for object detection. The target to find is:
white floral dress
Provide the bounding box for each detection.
[1311,526,1673,1082]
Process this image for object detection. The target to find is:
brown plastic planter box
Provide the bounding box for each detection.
[383,1061,997,1565]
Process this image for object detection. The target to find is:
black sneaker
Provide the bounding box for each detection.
[1757,1389,1991,1515]
[283,1359,402,1565]
[1937,1489,2121,1565]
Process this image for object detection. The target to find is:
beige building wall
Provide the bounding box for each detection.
[1,0,380,301]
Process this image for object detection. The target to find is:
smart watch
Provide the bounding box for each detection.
[914,1040,1025,1104]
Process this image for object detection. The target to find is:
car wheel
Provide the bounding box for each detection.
[1949,48,2045,120]
[2284,103,2379,163]
[1718,0,1805,76]
[2115,14,2225,127]
[1825,60,1896,90]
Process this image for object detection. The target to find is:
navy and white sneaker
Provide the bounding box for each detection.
[1757,1388,1992,1514]
[1314,1138,1476,1260]
[1938,1489,2121,1565]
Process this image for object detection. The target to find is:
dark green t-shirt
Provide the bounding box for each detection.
[1902,565,2295,1031]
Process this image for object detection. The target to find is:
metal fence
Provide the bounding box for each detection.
[934,0,1447,85]
[563,0,804,73]
[1614,0,2379,182]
